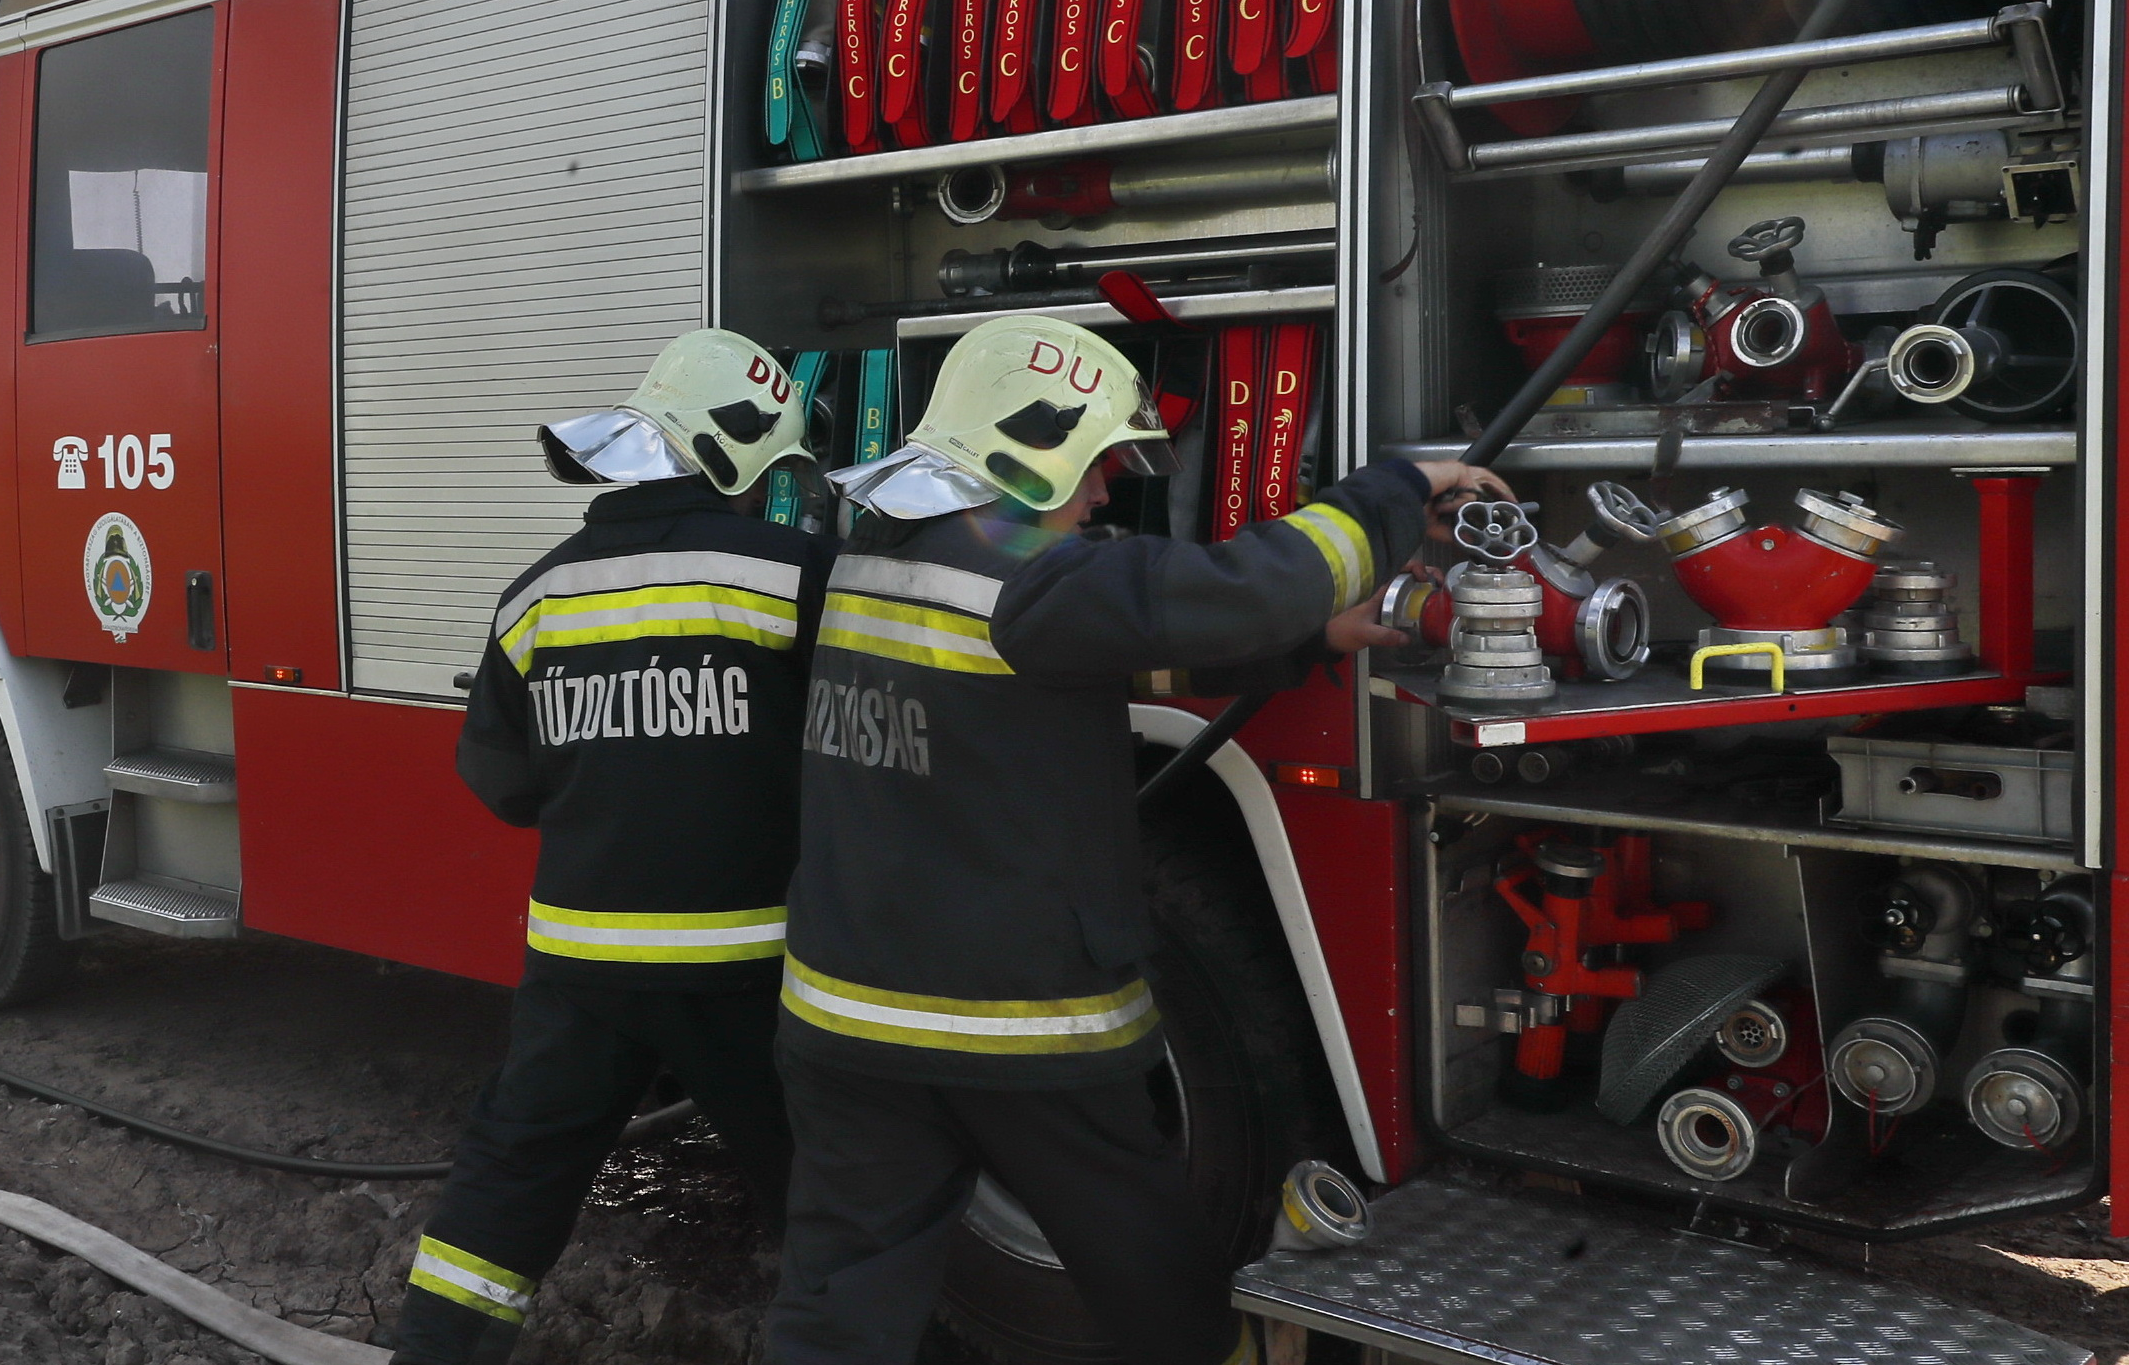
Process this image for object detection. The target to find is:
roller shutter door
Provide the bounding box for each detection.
[339,0,709,697]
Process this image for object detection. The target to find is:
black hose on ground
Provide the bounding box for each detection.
[1456,0,1856,468]
[0,1065,697,1181]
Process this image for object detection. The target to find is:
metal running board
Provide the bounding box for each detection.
[1234,1175,2093,1365]
[88,879,240,939]
[103,747,236,803]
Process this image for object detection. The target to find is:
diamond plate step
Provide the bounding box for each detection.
[1234,1176,2092,1365]
[104,747,236,803]
[88,879,239,939]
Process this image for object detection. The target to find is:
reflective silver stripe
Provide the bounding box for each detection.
[527,913,787,950]
[818,607,1007,664]
[411,1248,535,1317]
[782,969,1156,1038]
[828,555,1003,619]
[1283,504,1372,611]
[495,550,803,639]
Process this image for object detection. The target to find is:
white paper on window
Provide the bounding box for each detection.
[68,168,207,285]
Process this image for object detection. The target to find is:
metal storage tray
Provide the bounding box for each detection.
[1825,737,2074,845]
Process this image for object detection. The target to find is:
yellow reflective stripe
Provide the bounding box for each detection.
[495,549,803,641]
[1283,503,1373,611]
[502,585,799,674]
[526,902,788,963]
[1223,1323,1260,1365]
[780,955,1159,1055]
[818,591,1014,676]
[408,1237,535,1324]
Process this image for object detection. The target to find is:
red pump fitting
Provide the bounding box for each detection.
[1653,485,1903,686]
[1495,833,1710,1111]
[1649,217,1858,404]
[1580,829,1711,936]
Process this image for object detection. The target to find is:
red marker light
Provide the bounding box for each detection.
[1271,763,1348,790]
[264,665,303,685]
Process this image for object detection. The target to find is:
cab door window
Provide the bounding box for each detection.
[29,8,214,340]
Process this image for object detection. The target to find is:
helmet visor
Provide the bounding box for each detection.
[538,410,694,484]
[1107,376,1178,476]
[1106,438,1179,477]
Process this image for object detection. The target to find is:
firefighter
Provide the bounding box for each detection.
[767,315,1510,1365]
[389,330,835,1365]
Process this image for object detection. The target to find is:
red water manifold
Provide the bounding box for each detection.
[1650,217,1858,404]
[1653,486,1903,633]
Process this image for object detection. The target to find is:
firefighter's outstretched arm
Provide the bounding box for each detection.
[993,459,1506,678]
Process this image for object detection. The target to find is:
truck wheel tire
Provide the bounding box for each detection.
[938,799,1350,1364]
[0,736,72,1008]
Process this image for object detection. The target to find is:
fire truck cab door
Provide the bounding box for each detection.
[15,9,225,673]
[1235,1174,2093,1364]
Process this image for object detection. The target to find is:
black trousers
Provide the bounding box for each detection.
[765,1048,1247,1365]
[389,978,790,1365]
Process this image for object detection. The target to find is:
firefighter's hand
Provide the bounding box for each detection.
[1406,461,1516,544]
[1325,584,1407,655]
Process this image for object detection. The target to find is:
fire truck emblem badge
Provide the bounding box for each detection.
[83,513,152,641]
[53,437,87,490]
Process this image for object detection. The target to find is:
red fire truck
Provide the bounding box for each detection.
[0,0,2113,1360]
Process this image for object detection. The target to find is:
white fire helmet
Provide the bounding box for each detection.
[832,315,1174,519]
[538,329,811,493]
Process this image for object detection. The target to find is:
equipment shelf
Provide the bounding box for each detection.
[1373,667,2040,748]
[1422,776,2082,873]
[1389,419,2075,473]
[895,284,1334,339]
[732,95,1338,194]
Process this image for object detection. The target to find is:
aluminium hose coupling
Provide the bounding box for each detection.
[1827,1016,1940,1116]
[1964,1048,2084,1150]
[1438,565,1556,708]
[1437,502,1556,708]
[1792,488,1904,560]
[1860,562,1974,677]
[1655,487,1751,558]
[1268,1160,1374,1251]
[1886,323,2004,404]
[1657,1087,1762,1182]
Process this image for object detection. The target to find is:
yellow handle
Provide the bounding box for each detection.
[1689,642,1787,692]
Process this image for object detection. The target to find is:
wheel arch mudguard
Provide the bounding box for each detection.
[1131,702,1386,1181]
[0,631,111,874]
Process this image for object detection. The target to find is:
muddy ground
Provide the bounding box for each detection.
[0,931,2123,1364]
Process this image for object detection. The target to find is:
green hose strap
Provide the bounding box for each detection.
[766,0,808,148]
[856,348,895,465]
[768,350,831,525]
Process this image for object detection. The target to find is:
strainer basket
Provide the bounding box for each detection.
[1597,954,1787,1126]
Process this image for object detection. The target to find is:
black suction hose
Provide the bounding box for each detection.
[1456,0,1856,467]
[0,1065,697,1181]
[1138,694,1272,808]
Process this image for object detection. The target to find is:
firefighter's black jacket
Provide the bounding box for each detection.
[780,459,1435,1086]
[458,476,836,991]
